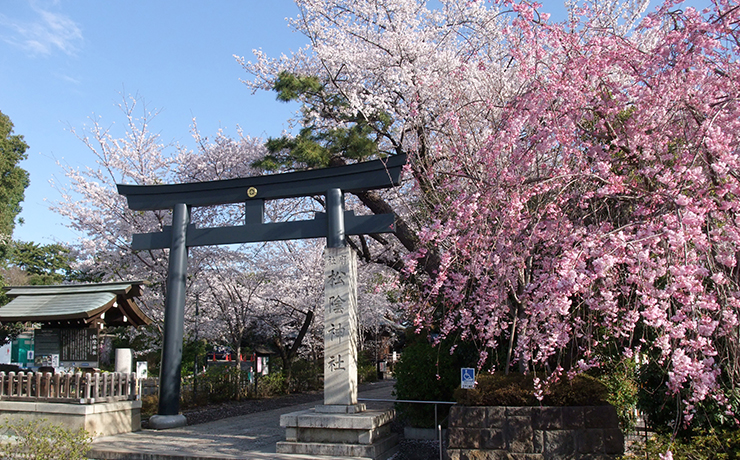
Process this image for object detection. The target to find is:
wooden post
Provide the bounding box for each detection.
[75,372,82,399]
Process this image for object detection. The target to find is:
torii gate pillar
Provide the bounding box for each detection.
[148,203,189,429]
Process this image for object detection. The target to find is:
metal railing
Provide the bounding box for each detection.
[358,397,456,460]
[0,371,138,404]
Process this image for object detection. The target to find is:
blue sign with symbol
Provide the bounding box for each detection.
[461,368,475,389]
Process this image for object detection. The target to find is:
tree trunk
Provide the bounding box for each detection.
[274,310,314,393]
[327,155,441,278]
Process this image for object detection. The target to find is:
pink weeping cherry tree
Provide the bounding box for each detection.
[239,0,740,425]
[407,1,740,424]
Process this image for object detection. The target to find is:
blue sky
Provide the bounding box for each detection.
[0,0,708,246]
[1,0,305,245]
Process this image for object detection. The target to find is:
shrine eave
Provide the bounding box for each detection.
[0,281,151,327]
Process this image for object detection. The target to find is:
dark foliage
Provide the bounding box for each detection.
[454,372,610,407]
[393,331,478,428]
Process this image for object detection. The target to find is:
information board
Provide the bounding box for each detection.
[60,329,98,361]
[34,329,59,356]
[34,329,98,362]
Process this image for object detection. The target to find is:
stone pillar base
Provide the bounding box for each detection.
[315,403,367,414]
[277,407,398,460]
[148,414,187,430]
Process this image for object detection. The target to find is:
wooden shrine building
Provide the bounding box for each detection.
[0,281,150,369]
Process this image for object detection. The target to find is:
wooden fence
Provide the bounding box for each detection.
[0,371,137,404]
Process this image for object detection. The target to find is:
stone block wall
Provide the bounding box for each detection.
[447,405,624,460]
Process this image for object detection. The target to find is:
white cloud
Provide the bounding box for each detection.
[55,72,81,85]
[0,1,82,57]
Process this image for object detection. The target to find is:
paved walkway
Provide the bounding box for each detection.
[89,380,396,460]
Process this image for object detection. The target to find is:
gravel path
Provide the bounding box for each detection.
[176,390,324,427]
[94,381,446,460]
[174,382,448,460]
[145,380,392,427]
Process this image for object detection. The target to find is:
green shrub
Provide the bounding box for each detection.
[287,358,323,392]
[637,355,740,436]
[455,372,536,406]
[358,351,378,384]
[256,371,287,397]
[454,372,610,407]
[141,394,159,417]
[0,418,92,459]
[359,363,378,383]
[597,358,639,432]
[624,428,740,460]
[393,336,478,428]
[197,365,251,403]
[546,373,610,406]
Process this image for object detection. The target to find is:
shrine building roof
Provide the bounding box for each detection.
[0,281,151,328]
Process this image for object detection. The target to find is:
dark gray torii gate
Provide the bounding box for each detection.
[117,154,405,429]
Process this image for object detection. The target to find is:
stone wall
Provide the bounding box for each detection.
[447,405,624,460]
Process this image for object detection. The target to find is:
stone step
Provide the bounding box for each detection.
[276,433,399,460]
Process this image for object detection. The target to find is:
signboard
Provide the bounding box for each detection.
[0,343,11,364]
[136,361,148,379]
[61,329,98,361]
[461,368,476,389]
[34,328,98,362]
[34,329,59,356]
[257,356,269,375]
[34,354,60,368]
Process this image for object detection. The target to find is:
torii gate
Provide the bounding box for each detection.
[118,154,405,429]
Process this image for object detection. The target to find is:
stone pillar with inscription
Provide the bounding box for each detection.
[277,189,398,459]
[319,246,363,412]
